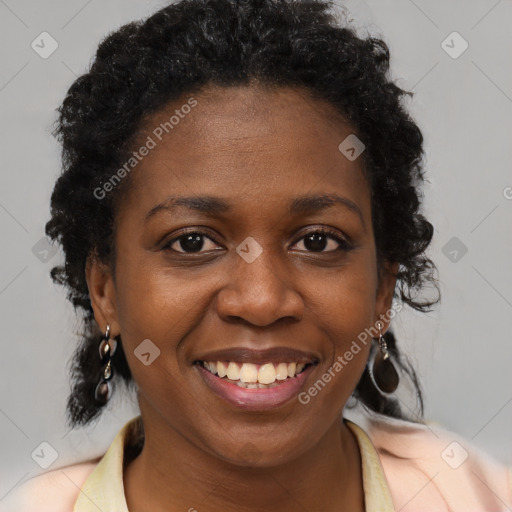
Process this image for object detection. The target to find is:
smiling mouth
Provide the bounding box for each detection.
[195,360,316,389]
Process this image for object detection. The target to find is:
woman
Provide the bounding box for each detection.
[5,0,511,510]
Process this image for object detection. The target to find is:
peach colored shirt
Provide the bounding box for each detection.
[3,413,511,511]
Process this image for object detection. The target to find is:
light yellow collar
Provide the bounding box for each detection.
[73,416,137,511]
[345,419,395,511]
[74,415,395,511]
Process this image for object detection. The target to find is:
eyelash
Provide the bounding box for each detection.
[162,227,352,254]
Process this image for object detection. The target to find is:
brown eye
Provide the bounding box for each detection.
[292,228,352,253]
[163,231,220,254]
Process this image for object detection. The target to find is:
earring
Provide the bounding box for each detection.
[94,324,117,404]
[370,321,399,394]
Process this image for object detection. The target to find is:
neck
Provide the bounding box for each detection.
[124,407,364,512]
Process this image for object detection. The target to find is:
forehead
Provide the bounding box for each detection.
[120,84,371,221]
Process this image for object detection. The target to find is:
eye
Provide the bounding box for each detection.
[163,231,221,254]
[291,228,352,253]
[162,227,352,255]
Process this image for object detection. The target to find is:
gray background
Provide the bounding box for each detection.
[1,0,511,501]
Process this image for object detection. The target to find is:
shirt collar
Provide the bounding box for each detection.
[345,418,395,511]
[74,415,395,511]
[73,416,140,512]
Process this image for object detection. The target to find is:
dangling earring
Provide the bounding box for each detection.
[94,324,117,404]
[370,321,399,394]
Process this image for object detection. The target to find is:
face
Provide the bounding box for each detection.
[87,84,397,466]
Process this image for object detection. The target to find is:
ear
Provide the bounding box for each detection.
[85,253,120,336]
[374,260,399,334]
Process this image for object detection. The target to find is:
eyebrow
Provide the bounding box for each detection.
[145,193,364,227]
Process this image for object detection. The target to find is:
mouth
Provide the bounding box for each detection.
[195,360,315,388]
[193,352,320,411]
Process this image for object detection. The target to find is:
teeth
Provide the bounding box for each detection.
[206,362,218,375]
[258,363,276,384]
[201,360,309,384]
[235,380,280,389]
[275,362,288,380]
[217,361,227,378]
[226,362,240,380]
[239,363,258,383]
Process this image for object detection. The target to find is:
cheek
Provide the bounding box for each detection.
[310,252,378,334]
[115,262,207,346]
[297,281,375,416]
[112,249,224,398]
[306,254,377,382]
[112,262,204,414]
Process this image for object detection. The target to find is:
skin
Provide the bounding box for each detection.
[86,84,398,512]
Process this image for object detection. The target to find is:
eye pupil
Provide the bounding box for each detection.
[168,229,344,255]
[304,233,327,252]
[179,234,204,252]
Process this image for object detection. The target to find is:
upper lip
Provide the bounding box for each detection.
[194,346,321,365]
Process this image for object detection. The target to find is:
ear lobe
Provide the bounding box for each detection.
[85,254,120,335]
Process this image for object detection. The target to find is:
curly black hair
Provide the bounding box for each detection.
[46,0,439,428]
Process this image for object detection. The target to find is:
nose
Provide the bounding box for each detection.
[216,246,304,327]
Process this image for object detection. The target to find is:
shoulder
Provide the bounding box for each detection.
[360,413,512,511]
[1,458,101,512]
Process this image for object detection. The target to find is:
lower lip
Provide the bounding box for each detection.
[196,363,316,411]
